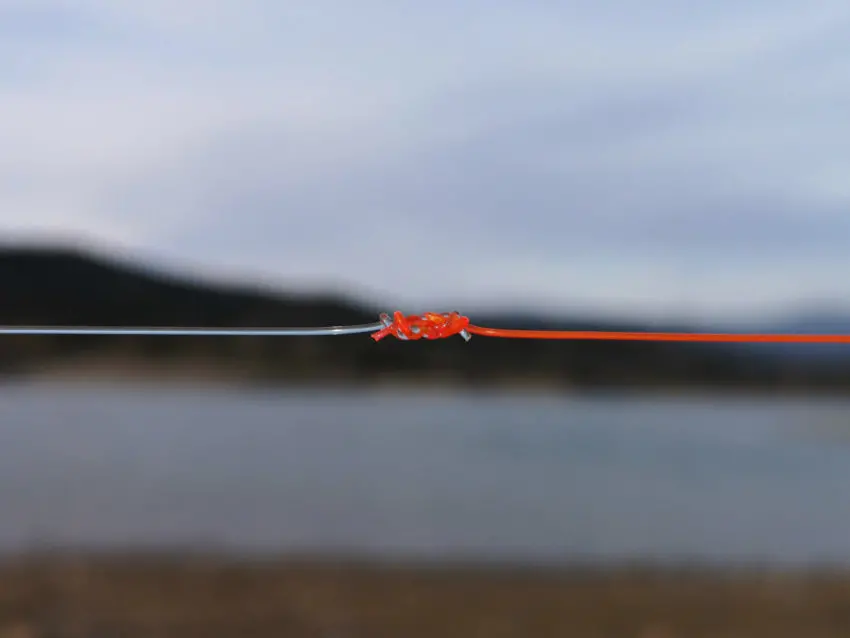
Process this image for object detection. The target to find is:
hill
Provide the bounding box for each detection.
[0,245,842,391]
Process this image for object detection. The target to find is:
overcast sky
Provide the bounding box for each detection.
[2,1,850,321]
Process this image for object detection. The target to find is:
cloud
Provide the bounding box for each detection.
[1,1,850,320]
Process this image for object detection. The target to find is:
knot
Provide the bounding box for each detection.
[371,311,472,342]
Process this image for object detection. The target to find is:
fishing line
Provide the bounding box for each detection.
[0,323,384,336]
[1,311,849,344]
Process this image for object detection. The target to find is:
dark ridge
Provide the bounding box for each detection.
[0,245,844,391]
[0,245,376,327]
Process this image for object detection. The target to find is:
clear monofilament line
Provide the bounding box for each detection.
[0,323,386,337]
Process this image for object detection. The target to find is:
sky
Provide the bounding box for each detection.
[1,1,850,322]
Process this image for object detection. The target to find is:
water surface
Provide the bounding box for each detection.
[1,382,849,566]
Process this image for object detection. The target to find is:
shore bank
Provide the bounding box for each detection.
[3,556,850,637]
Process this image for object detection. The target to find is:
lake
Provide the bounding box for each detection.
[2,381,850,566]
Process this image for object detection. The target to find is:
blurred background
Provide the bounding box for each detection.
[3,1,850,636]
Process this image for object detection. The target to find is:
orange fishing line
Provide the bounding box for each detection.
[371,311,850,343]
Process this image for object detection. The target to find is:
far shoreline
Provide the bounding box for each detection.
[4,356,850,399]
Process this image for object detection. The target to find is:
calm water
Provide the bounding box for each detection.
[2,382,850,566]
